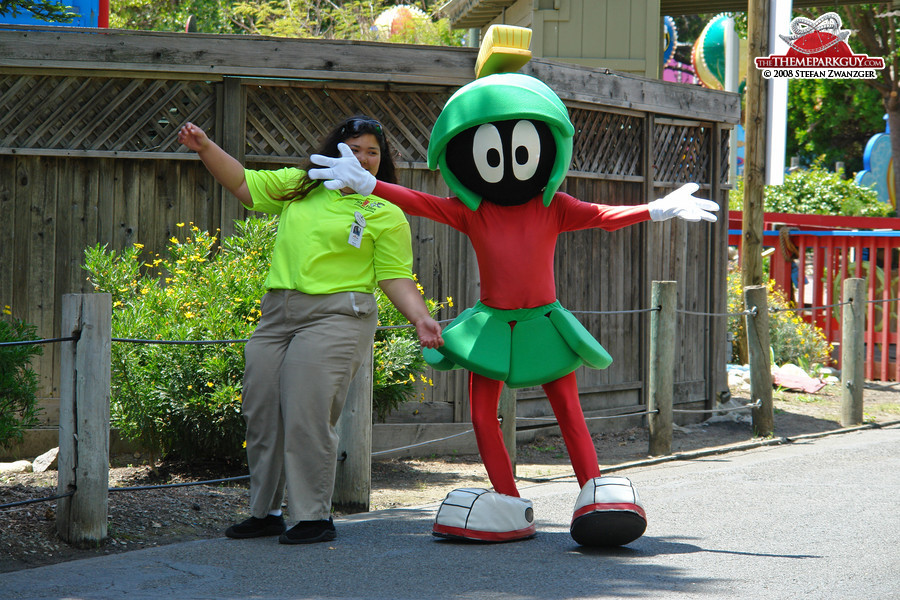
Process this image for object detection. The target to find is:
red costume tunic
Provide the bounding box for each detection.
[374,180,653,497]
[374,182,650,309]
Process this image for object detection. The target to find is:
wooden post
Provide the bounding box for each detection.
[648,281,676,456]
[333,345,373,513]
[57,293,111,546]
[741,0,769,288]
[744,285,774,436]
[499,384,516,475]
[218,76,246,238]
[841,278,866,426]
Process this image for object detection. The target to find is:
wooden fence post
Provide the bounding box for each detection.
[743,285,774,436]
[648,281,676,456]
[333,345,373,513]
[841,278,866,426]
[499,384,516,475]
[57,293,111,546]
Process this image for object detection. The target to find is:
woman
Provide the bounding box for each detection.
[178,116,443,545]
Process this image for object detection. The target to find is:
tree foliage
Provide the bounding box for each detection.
[108,0,464,45]
[786,77,885,174]
[0,0,78,22]
[794,5,900,201]
[729,157,894,217]
[110,0,240,33]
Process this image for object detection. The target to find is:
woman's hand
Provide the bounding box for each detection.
[177,122,210,153]
[177,122,252,207]
[414,316,445,349]
[378,279,444,349]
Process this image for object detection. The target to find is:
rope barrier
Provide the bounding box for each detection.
[672,399,762,414]
[677,308,754,317]
[371,428,474,456]
[112,337,249,345]
[1,287,887,512]
[109,474,250,492]
[572,307,660,315]
[0,491,73,511]
[770,300,850,313]
[516,409,658,423]
[0,336,78,347]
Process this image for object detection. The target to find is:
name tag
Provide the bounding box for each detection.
[348,211,367,248]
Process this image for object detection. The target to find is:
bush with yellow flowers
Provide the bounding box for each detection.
[84,216,445,462]
[0,307,43,450]
[727,269,833,371]
[372,276,449,422]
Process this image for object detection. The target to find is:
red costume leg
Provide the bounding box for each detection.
[541,372,601,487]
[469,372,519,497]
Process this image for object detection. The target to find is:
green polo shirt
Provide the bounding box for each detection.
[244,167,414,294]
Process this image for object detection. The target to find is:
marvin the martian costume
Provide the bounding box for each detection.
[310,25,718,547]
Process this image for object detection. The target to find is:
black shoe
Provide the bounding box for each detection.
[279,518,336,545]
[225,515,286,539]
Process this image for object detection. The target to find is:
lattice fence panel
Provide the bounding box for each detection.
[569,109,642,177]
[245,85,451,164]
[653,122,711,184]
[0,75,215,153]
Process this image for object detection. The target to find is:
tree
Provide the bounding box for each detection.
[230,0,463,45]
[0,0,78,22]
[110,0,240,34]
[108,0,464,44]
[787,77,884,174]
[800,5,900,208]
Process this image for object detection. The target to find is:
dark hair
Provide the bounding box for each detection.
[279,115,397,202]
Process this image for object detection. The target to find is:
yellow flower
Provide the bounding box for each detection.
[133,243,144,249]
[177,222,185,227]
[206,382,214,388]
[170,237,179,244]
[2,305,10,315]
[446,296,454,307]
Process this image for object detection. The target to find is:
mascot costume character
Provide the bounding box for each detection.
[310,26,718,547]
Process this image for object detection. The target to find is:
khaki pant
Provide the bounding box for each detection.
[242,289,377,521]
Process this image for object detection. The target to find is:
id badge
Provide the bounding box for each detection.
[348,212,366,248]
[348,224,363,248]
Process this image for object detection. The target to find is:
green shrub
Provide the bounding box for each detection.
[0,307,43,449]
[729,158,894,217]
[84,217,442,462]
[372,276,445,422]
[727,270,833,372]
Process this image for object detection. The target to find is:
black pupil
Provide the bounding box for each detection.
[515,146,529,164]
[487,148,501,168]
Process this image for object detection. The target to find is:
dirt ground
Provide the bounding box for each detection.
[2,379,899,573]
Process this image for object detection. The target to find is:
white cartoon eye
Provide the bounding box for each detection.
[511,120,541,181]
[472,123,504,184]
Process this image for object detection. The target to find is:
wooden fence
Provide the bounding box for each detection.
[0,26,740,448]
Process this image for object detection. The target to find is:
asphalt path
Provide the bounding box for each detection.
[1,425,897,600]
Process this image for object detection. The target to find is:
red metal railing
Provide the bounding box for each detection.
[729,212,900,381]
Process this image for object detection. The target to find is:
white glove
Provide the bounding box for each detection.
[307,143,377,196]
[648,183,719,222]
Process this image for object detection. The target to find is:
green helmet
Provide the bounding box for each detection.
[427,73,575,211]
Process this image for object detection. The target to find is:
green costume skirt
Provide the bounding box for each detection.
[423,300,613,389]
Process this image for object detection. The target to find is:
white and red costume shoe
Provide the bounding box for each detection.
[433,488,536,542]
[570,476,646,547]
